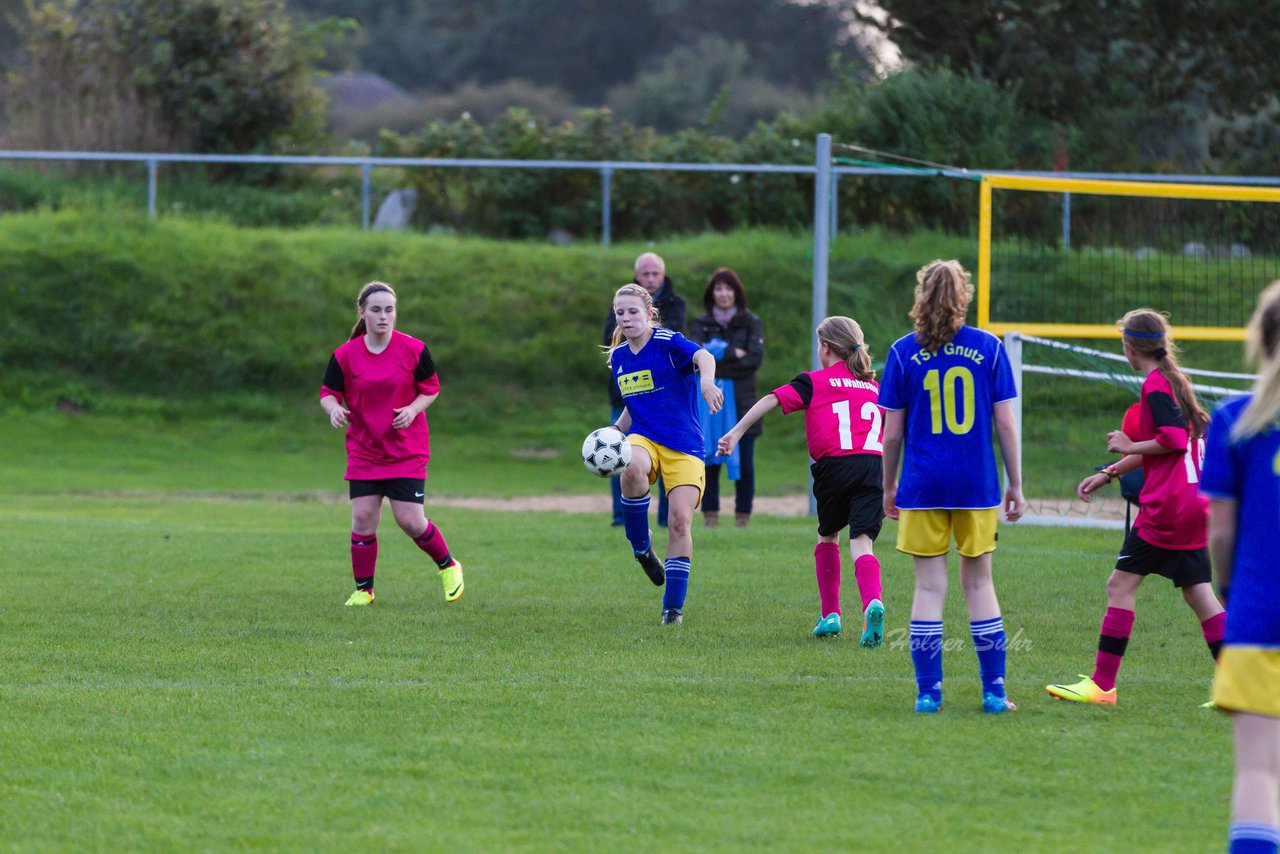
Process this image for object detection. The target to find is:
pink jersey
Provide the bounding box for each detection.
[772,362,883,460]
[320,330,441,480]
[1132,369,1207,550]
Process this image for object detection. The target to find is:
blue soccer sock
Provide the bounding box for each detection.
[971,616,1007,698]
[621,494,652,554]
[1230,822,1280,854]
[663,557,690,610]
[910,620,944,702]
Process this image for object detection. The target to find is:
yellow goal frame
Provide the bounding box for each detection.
[977,174,1280,342]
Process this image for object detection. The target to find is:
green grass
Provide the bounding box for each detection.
[0,445,1233,850]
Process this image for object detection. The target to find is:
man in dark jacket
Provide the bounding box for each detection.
[602,251,686,526]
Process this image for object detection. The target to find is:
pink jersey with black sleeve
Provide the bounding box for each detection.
[1132,369,1207,550]
[772,362,883,461]
[320,330,441,480]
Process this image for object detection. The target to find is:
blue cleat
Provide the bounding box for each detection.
[812,613,842,638]
[914,695,943,714]
[860,598,885,648]
[982,693,1017,714]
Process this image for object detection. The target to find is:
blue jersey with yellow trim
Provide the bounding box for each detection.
[878,325,1017,509]
[1200,395,1280,647]
[610,329,704,457]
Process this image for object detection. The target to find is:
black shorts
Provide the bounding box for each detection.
[1114,529,1211,588]
[349,477,426,504]
[812,455,884,540]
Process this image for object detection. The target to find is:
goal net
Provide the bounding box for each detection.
[1007,333,1254,527]
[977,174,1280,341]
[970,174,1276,525]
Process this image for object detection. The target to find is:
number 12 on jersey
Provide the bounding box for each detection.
[832,399,884,451]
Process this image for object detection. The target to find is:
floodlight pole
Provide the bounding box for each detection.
[810,134,833,515]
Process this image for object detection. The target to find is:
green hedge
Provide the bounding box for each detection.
[0,211,976,421]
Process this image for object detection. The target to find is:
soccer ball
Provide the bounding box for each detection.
[581,426,632,477]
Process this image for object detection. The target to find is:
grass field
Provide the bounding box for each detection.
[1,413,1233,851]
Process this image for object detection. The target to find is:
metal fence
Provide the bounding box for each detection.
[0,142,883,245]
[5,137,1279,246]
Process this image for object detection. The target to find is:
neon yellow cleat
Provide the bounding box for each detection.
[1046,674,1116,705]
[440,560,464,602]
[344,589,375,606]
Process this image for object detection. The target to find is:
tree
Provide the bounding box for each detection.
[851,0,1280,167]
[286,0,869,103]
[2,0,328,153]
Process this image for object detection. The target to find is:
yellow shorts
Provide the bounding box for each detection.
[628,434,705,505]
[1212,646,1280,717]
[897,508,998,557]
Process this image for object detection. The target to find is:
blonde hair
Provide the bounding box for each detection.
[817,316,874,381]
[1118,308,1209,439]
[910,260,972,352]
[603,283,661,355]
[350,281,396,339]
[1232,280,1280,441]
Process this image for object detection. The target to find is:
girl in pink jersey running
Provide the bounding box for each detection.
[719,316,887,647]
[320,281,464,607]
[1047,308,1225,705]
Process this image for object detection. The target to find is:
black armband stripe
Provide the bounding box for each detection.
[415,345,437,382]
[323,355,344,392]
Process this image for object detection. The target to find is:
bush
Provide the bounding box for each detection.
[1,0,328,155]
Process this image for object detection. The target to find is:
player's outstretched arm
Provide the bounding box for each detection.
[993,400,1025,522]
[718,393,779,456]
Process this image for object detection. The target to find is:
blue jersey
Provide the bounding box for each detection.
[1200,396,1280,647]
[878,325,1017,509]
[610,329,705,457]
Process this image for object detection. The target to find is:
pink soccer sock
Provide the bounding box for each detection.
[1201,611,1226,660]
[351,532,378,589]
[1091,606,1135,692]
[413,521,452,568]
[814,542,841,617]
[853,554,883,612]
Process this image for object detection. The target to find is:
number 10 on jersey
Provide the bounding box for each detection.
[923,367,975,435]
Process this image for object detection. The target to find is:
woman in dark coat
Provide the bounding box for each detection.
[689,268,765,527]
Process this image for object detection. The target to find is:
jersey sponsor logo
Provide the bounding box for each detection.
[826,377,878,391]
[618,370,655,396]
[908,342,986,366]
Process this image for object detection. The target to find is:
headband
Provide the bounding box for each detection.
[1123,329,1164,339]
[359,284,393,306]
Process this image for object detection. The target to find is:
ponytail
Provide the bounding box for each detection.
[910,260,972,353]
[1119,308,1209,438]
[1232,280,1280,441]
[816,316,875,381]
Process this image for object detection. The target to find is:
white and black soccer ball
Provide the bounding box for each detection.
[581,426,632,478]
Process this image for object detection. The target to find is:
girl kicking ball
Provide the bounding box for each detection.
[605,283,722,625]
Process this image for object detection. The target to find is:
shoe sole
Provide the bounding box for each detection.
[860,602,884,648]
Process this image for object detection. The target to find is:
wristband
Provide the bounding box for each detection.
[1102,466,1118,482]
